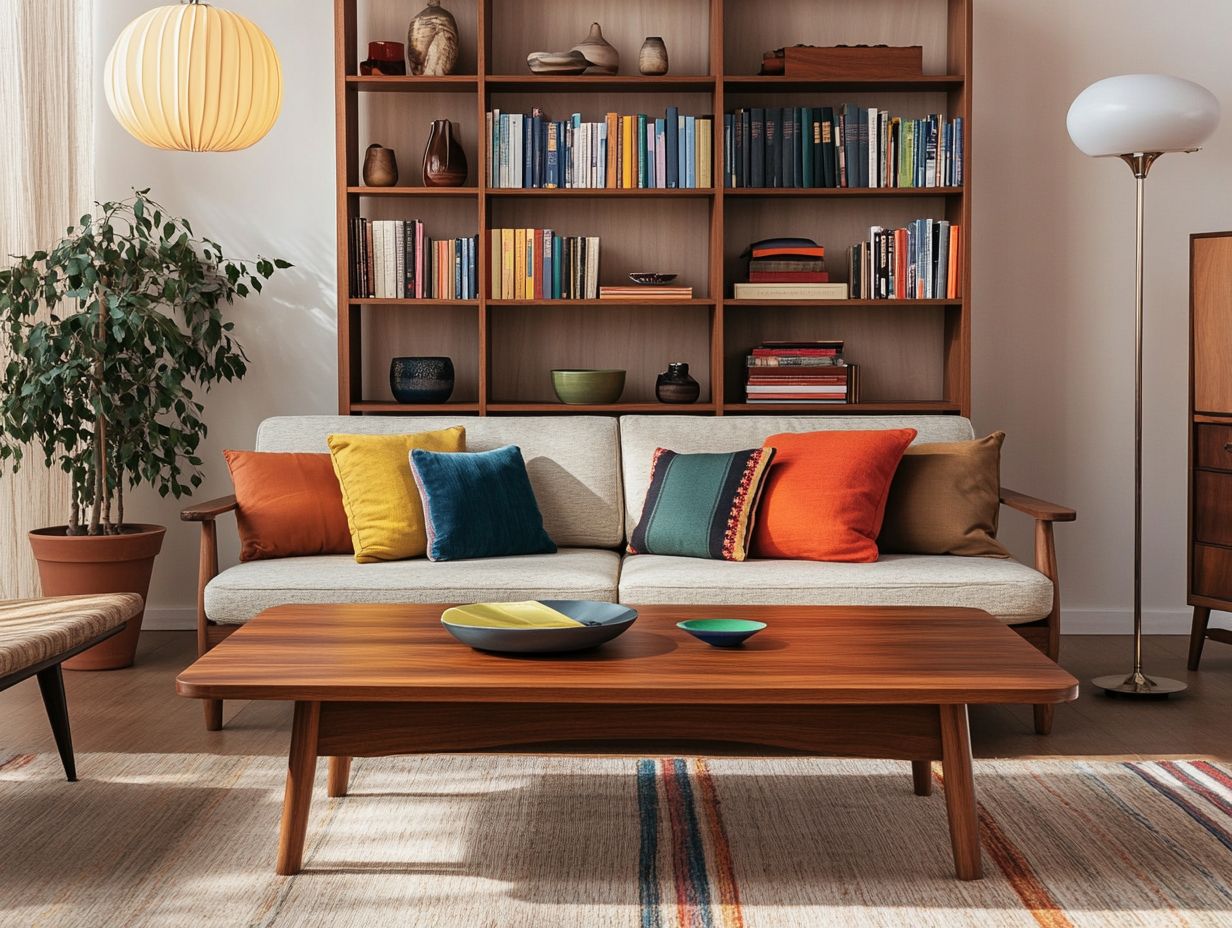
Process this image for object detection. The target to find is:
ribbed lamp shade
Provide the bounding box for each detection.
[1067,74,1219,157]
[104,3,283,152]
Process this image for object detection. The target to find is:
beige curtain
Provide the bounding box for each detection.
[0,0,93,597]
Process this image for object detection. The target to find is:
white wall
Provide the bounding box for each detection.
[92,0,1232,634]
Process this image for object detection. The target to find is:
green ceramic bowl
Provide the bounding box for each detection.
[551,369,626,405]
[677,618,767,648]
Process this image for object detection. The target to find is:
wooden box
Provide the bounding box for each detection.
[783,45,924,79]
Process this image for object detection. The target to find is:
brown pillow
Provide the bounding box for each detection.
[878,432,1009,558]
[224,451,354,561]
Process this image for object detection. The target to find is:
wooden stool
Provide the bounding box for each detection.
[0,594,143,780]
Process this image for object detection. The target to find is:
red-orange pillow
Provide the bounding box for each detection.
[224,451,353,561]
[752,429,917,562]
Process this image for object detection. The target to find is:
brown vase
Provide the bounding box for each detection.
[422,119,467,187]
[28,525,165,671]
[363,144,399,186]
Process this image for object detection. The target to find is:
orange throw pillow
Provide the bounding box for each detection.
[224,451,353,561]
[752,429,917,562]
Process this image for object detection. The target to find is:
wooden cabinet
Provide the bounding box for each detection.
[1188,232,1232,668]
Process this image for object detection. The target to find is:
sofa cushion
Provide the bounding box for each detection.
[619,416,976,537]
[617,553,1053,625]
[256,416,623,549]
[204,549,621,625]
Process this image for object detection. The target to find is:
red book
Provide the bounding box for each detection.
[751,348,839,357]
[748,271,831,283]
[751,246,826,259]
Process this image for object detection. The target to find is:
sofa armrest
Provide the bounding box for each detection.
[180,495,238,522]
[999,488,1076,523]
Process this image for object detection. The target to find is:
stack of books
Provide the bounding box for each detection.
[723,106,963,189]
[846,220,961,300]
[733,238,849,300]
[486,107,713,189]
[348,218,478,300]
[598,284,693,300]
[745,341,858,404]
[488,229,600,300]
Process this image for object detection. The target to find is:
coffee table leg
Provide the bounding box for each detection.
[328,756,352,798]
[939,703,982,880]
[911,760,933,796]
[277,700,321,875]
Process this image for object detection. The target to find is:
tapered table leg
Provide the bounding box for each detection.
[37,665,76,782]
[1189,606,1211,670]
[939,704,982,880]
[277,701,321,875]
[328,756,352,798]
[911,760,933,796]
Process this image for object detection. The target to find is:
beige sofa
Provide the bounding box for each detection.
[183,415,1074,732]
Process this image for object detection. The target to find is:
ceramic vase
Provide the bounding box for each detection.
[362,144,399,186]
[422,120,467,186]
[570,23,618,75]
[390,356,455,404]
[656,362,700,404]
[639,37,669,75]
[360,41,407,76]
[407,0,459,76]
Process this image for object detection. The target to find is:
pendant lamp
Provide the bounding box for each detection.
[104,1,283,152]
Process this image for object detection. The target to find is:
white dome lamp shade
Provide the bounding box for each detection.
[1067,74,1219,175]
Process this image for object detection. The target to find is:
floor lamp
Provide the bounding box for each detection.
[1066,74,1220,697]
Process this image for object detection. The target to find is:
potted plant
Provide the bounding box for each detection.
[0,190,288,669]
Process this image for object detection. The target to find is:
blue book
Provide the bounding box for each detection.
[523,117,533,189]
[598,122,608,187]
[489,110,500,187]
[654,118,665,188]
[499,114,510,187]
[545,122,559,189]
[723,113,733,187]
[637,114,648,187]
[665,106,679,188]
[685,115,696,189]
[552,234,562,298]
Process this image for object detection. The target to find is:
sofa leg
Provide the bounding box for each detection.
[37,665,76,782]
[204,698,223,732]
[1033,704,1054,736]
[911,760,933,796]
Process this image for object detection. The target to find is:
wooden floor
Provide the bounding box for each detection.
[2,631,1231,761]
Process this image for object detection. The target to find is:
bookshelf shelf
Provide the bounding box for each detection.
[484,187,715,198]
[724,299,962,308]
[724,75,965,93]
[347,186,480,197]
[724,187,962,198]
[346,75,478,92]
[488,299,716,308]
[334,0,972,416]
[488,402,719,414]
[723,401,961,414]
[485,75,716,93]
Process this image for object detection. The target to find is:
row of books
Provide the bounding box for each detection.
[487,229,600,300]
[348,219,478,300]
[723,106,964,189]
[745,340,860,404]
[486,108,714,189]
[847,220,961,300]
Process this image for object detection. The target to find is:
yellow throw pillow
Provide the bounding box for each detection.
[326,427,465,562]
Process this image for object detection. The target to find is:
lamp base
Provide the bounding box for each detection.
[1092,671,1187,698]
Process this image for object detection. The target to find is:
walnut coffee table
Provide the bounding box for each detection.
[176,603,1077,880]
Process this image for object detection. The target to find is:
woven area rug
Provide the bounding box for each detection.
[1,752,1230,927]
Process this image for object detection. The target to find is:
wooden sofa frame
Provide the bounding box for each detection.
[182,488,1075,735]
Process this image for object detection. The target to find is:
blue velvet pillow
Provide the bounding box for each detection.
[409,445,557,561]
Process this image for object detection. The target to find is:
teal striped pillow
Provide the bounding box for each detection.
[627,447,775,561]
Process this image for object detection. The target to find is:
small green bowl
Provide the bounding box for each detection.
[551,369,626,405]
[677,618,767,648]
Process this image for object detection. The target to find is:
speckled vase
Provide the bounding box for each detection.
[390,356,455,404]
[639,37,669,76]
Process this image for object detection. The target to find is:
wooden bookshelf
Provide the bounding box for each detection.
[334,0,971,415]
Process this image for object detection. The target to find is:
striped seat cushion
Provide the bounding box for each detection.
[0,594,143,678]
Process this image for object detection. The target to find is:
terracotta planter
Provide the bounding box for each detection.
[28,525,165,671]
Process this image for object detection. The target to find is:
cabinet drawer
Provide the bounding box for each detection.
[1194,544,1232,601]
[1195,472,1232,546]
[1196,424,1232,471]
